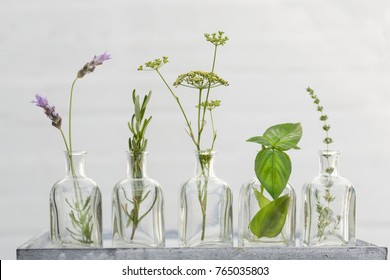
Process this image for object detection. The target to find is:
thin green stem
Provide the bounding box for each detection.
[59,128,70,153]
[60,128,82,202]
[210,110,217,150]
[211,45,217,73]
[198,178,209,241]
[155,69,199,149]
[198,44,217,241]
[138,189,158,223]
[65,77,94,244]
[197,89,203,147]
[199,45,218,147]
[68,77,78,154]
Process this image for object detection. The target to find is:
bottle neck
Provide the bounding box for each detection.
[65,151,87,178]
[127,151,148,179]
[319,150,340,176]
[194,150,215,177]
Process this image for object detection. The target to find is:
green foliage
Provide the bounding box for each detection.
[314,189,341,240]
[128,90,152,153]
[262,123,302,151]
[253,188,271,208]
[249,194,290,238]
[249,123,302,200]
[121,188,158,239]
[124,90,155,240]
[66,196,94,244]
[255,149,291,200]
[248,123,302,151]
[248,123,302,238]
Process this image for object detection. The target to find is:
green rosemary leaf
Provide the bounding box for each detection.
[140,116,152,138]
[134,95,141,121]
[132,89,136,105]
[82,196,91,211]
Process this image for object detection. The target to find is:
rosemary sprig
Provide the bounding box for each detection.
[124,89,156,240]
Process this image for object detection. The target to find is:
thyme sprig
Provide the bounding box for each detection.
[306,86,340,241]
[306,87,334,174]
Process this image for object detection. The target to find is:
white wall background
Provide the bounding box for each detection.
[1,0,390,259]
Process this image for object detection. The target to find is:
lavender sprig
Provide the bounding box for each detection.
[32,94,69,152]
[77,51,111,78]
[69,52,111,154]
[32,94,62,129]
[32,52,110,245]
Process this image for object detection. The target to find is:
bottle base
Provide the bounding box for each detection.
[180,240,233,248]
[301,238,356,247]
[50,238,102,248]
[112,240,165,248]
[238,239,295,247]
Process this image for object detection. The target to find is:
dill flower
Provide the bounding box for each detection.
[204,31,229,46]
[138,56,169,71]
[173,71,228,89]
[196,100,221,111]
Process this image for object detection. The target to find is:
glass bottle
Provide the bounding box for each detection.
[179,150,233,247]
[301,150,356,246]
[50,151,102,247]
[238,178,296,246]
[112,152,165,247]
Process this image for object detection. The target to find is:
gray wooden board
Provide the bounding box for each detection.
[17,230,388,260]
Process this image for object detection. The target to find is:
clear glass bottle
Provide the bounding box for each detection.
[112,152,165,247]
[179,150,233,247]
[301,150,356,246]
[238,178,296,246]
[50,151,102,247]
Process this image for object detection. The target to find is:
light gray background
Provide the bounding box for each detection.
[1,0,390,259]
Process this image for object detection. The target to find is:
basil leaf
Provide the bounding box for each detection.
[253,187,271,208]
[246,136,273,148]
[263,123,302,151]
[255,149,291,199]
[249,194,290,238]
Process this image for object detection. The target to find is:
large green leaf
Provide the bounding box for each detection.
[255,149,291,199]
[249,194,290,238]
[246,136,273,148]
[253,187,271,208]
[263,123,302,151]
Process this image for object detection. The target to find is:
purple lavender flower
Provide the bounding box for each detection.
[32,94,62,129]
[77,51,111,78]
